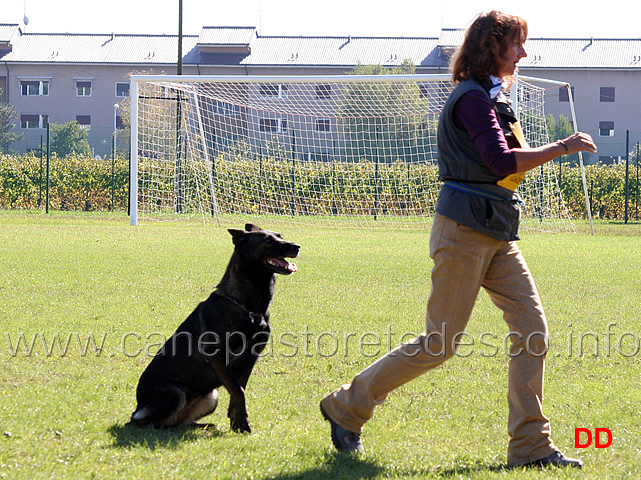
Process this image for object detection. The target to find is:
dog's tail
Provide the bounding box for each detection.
[130,406,153,424]
[130,384,187,426]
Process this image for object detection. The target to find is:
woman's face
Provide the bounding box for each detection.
[497,36,527,78]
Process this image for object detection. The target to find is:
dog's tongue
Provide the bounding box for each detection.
[270,258,298,273]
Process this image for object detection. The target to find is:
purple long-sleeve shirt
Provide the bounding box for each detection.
[452,89,518,178]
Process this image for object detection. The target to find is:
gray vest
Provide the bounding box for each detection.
[435,78,521,242]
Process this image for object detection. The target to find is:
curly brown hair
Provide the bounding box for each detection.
[451,10,528,84]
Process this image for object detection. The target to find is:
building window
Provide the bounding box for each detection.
[260,118,288,133]
[559,86,575,102]
[212,100,240,116]
[76,115,91,130]
[419,81,450,100]
[116,82,130,97]
[20,80,49,96]
[76,80,92,97]
[599,121,615,137]
[20,114,49,129]
[315,84,332,99]
[600,87,615,102]
[259,84,288,99]
[315,118,331,132]
[116,115,124,129]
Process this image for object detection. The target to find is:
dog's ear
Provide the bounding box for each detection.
[228,228,247,245]
[245,223,261,232]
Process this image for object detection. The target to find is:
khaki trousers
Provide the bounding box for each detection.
[321,213,558,465]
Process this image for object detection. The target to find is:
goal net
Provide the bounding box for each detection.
[129,74,576,232]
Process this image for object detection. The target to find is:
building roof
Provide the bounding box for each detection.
[521,38,641,69]
[1,25,640,70]
[239,35,439,66]
[0,23,21,50]
[438,28,465,47]
[0,31,200,64]
[198,26,256,47]
[0,24,19,40]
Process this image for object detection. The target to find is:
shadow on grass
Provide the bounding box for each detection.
[266,452,385,480]
[416,461,511,478]
[107,422,223,450]
[265,453,511,480]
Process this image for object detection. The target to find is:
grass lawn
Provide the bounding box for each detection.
[0,211,640,479]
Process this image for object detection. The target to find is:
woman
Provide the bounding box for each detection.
[320,10,596,468]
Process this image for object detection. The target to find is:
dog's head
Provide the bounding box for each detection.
[228,224,300,275]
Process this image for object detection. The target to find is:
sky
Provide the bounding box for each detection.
[4,0,641,39]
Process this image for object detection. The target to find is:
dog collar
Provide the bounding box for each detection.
[213,291,264,325]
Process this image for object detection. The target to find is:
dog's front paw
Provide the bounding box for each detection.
[230,418,251,434]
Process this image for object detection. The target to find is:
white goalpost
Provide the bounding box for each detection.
[128,73,587,232]
[517,75,594,235]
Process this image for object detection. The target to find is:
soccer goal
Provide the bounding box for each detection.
[129,73,587,232]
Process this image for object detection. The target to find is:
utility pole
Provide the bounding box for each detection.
[177,0,183,75]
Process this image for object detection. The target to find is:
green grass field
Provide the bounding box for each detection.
[1,212,640,479]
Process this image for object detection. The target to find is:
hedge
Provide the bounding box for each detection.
[558,162,640,220]
[1,153,639,220]
[0,153,128,211]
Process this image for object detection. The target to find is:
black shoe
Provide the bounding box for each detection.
[320,403,364,453]
[522,451,583,469]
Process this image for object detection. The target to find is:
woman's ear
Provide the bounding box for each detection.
[489,36,502,59]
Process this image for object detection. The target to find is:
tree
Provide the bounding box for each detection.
[338,60,433,162]
[546,113,574,141]
[0,90,24,153]
[547,114,578,164]
[50,121,92,158]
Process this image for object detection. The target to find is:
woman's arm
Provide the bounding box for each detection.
[454,90,598,175]
[513,132,598,173]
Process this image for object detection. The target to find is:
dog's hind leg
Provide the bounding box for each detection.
[176,389,219,425]
[131,384,187,427]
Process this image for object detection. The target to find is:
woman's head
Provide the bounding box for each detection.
[451,10,528,83]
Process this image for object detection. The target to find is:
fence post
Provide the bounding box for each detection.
[258,154,263,216]
[290,129,296,217]
[111,130,116,211]
[634,142,639,220]
[38,135,43,208]
[46,123,50,214]
[625,130,629,224]
[374,157,380,220]
[175,91,184,214]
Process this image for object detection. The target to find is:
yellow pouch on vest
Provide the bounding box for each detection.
[497,121,529,191]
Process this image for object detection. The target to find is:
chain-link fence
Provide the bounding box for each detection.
[1,129,640,221]
[9,127,130,160]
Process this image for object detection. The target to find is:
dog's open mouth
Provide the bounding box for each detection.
[265,257,298,274]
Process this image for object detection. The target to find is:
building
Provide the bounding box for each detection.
[1,23,640,162]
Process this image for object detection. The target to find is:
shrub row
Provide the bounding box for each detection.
[557,162,640,220]
[1,153,639,220]
[0,153,129,211]
[138,156,441,217]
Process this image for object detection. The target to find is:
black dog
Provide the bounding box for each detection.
[130,224,300,433]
